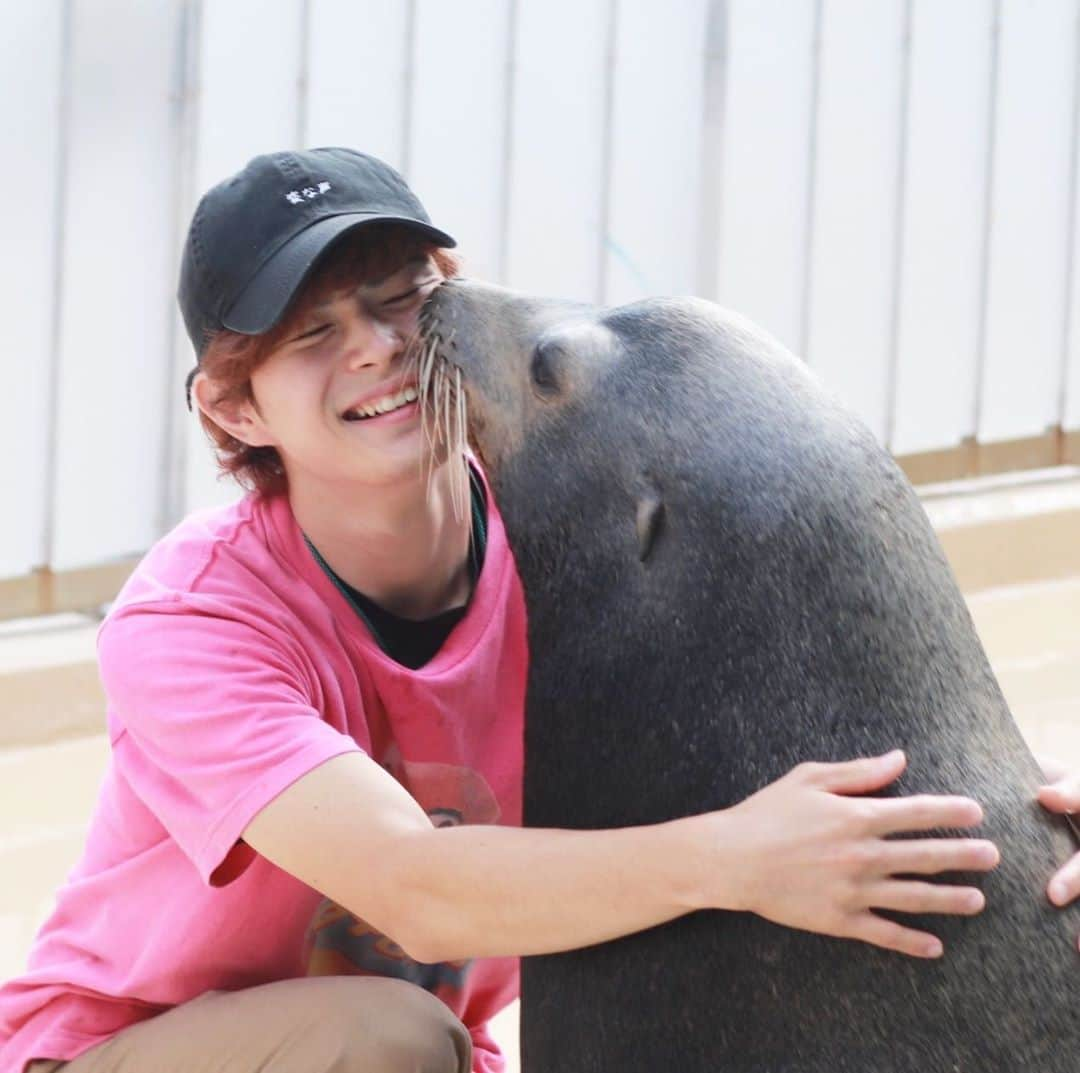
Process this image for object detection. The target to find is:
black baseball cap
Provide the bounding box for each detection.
[179,147,455,403]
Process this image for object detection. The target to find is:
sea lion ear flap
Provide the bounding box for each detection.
[635,492,666,562]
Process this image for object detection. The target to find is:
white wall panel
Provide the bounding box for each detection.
[1066,2,1080,434]
[504,0,610,302]
[9,0,1080,589]
[182,0,306,514]
[805,0,906,443]
[891,0,994,456]
[716,0,817,356]
[194,0,305,189]
[0,0,64,581]
[604,0,709,306]
[50,0,183,571]
[304,0,410,164]
[409,0,513,282]
[979,0,1076,445]
[1068,243,1080,430]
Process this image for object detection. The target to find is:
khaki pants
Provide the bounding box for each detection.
[27,976,472,1073]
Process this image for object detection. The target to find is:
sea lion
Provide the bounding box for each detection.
[417,279,1079,1072]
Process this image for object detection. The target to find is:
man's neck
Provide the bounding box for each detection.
[288,460,474,620]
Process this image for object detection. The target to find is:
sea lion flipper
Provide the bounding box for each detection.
[635,492,665,562]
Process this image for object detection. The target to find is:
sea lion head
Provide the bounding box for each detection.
[416,278,742,564]
[416,279,613,472]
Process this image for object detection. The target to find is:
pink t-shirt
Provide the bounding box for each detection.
[0,485,527,1073]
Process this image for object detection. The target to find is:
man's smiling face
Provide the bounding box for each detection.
[230,246,446,494]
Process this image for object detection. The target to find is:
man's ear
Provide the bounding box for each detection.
[190,372,275,448]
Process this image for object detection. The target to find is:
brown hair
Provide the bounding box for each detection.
[193,224,461,497]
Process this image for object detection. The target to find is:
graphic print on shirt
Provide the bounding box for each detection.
[304,751,501,999]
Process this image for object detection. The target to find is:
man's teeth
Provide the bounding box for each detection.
[345,386,418,420]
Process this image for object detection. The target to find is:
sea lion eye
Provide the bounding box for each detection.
[530,342,562,398]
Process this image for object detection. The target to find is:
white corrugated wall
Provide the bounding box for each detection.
[4,0,1080,587]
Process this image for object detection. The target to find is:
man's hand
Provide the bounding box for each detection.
[1036,760,1080,938]
[712,750,999,959]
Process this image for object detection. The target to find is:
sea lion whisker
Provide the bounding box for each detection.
[415,318,470,524]
[419,334,437,401]
[419,354,440,500]
[454,365,469,523]
[417,337,438,487]
[443,364,460,519]
[420,337,439,449]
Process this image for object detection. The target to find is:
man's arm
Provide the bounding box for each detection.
[244,748,996,963]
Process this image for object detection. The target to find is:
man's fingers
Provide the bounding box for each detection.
[1047,853,1080,907]
[879,838,999,876]
[864,795,984,835]
[869,880,985,917]
[1038,778,1080,815]
[802,750,907,795]
[846,912,943,959]
[1040,778,1080,906]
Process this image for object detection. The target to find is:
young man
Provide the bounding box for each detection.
[3,148,1077,1073]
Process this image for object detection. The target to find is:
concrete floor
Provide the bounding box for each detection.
[966,575,1080,761]
[2,574,1079,1066]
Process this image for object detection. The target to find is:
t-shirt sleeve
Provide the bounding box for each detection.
[96,601,363,886]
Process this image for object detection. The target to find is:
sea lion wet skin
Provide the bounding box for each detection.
[419,280,1079,1072]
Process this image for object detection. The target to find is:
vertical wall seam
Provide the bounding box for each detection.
[41,0,74,571]
[1056,0,1080,433]
[884,0,914,451]
[596,0,619,304]
[296,0,312,148]
[400,0,418,177]
[161,0,202,532]
[972,0,1002,442]
[696,0,728,302]
[799,0,824,362]
[497,0,519,284]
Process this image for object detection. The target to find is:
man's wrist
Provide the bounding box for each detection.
[665,811,749,915]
